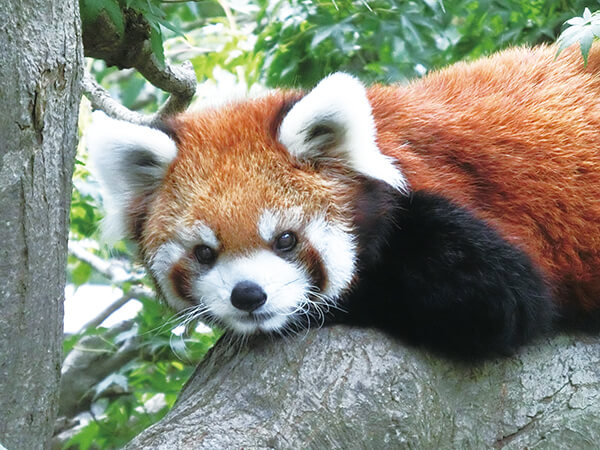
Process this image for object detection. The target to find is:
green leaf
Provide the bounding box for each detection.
[80,0,124,36]
[64,421,101,450]
[557,24,590,54]
[311,26,335,48]
[579,30,594,65]
[71,261,93,286]
[566,16,586,26]
[149,25,166,68]
[115,324,139,344]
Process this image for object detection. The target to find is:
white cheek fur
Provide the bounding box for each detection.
[305,216,357,299]
[148,220,220,312]
[149,241,190,311]
[193,250,311,334]
[258,209,357,300]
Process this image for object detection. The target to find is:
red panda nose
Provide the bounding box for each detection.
[230,280,267,312]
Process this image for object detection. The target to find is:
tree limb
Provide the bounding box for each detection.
[68,240,142,284]
[125,327,600,449]
[82,73,154,126]
[78,285,155,333]
[58,321,140,419]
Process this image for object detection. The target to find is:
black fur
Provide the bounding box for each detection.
[334,188,554,360]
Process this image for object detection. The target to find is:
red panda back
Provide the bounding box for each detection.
[369,45,600,311]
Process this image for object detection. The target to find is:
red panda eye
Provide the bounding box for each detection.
[194,245,217,265]
[274,231,297,252]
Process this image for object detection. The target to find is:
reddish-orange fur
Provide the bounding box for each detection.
[142,96,355,255]
[144,45,600,313]
[371,45,600,311]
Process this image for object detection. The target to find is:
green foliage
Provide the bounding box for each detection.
[63,326,220,448]
[557,7,600,64]
[63,294,221,449]
[120,0,176,67]
[254,0,592,87]
[79,0,184,67]
[80,0,124,34]
[72,1,599,448]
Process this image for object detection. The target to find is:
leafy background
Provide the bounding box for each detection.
[66,0,596,448]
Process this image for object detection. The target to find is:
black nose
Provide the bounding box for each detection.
[230,280,267,312]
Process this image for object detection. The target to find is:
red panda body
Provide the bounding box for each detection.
[88,44,600,359]
[369,45,600,312]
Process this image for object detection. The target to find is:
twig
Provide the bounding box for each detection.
[82,9,197,125]
[68,240,142,284]
[83,73,154,126]
[83,63,196,126]
[79,285,155,333]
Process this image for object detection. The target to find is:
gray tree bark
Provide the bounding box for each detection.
[127,327,600,449]
[0,1,82,448]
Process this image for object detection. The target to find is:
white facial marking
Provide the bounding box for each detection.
[193,250,311,334]
[150,241,189,311]
[149,221,220,311]
[305,216,356,298]
[279,73,408,192]
[258,208,304,243]
[176,220,220,249]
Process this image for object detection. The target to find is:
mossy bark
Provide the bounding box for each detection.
[127,327,600,449]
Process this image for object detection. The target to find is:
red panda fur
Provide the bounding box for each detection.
[368,45,600,312]
[142,97,356,256]
[87,43,600,356]
[144,44,600,315]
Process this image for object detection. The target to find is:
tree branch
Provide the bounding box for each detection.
[125,327,600,449]
[68,240,143,284]
[58,321,141,419]
[82,8,197,124]
[79,285,155,333]
[82,73,155,126]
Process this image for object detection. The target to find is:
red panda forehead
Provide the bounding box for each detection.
[142,94,353,253]
[145,168,347,254]
[170,92,302,155]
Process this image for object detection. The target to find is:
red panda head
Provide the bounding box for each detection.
[87,73,406,334]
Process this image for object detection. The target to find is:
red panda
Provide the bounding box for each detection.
[87,44,600,358]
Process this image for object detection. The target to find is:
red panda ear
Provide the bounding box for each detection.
[86,112,177,242]
[278,73,407,191]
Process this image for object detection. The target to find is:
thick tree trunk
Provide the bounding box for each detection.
[0,1,82,448]
[127,327,600,449]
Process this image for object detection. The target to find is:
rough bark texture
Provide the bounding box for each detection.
[127,327,600,449]
[0,1,82,448]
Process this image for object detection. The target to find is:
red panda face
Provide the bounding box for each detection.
[87,74,406,334]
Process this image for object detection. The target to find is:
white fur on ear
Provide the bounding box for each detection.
[278,73,407,191]
[86,111,177,242]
